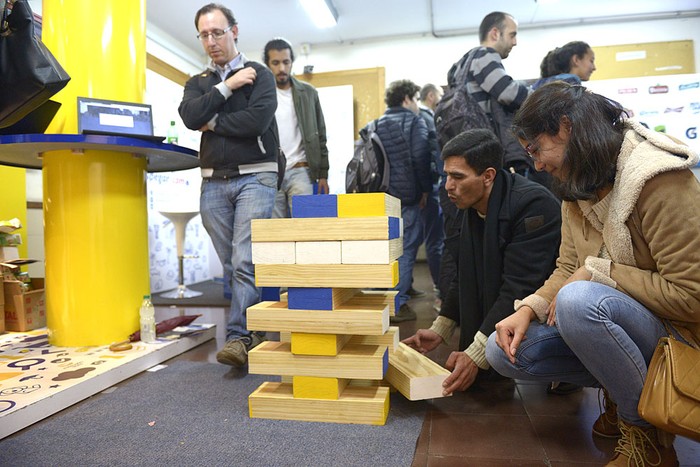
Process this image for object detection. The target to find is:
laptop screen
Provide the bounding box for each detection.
[77,97,155,136]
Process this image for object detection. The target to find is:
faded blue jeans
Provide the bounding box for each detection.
[486,281,673,426]
[420,183,444,290]
[272,166,314,218]
[395,204,423,307]
[200,173,277,341]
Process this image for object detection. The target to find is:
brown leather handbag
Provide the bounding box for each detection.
[638,335,700,442]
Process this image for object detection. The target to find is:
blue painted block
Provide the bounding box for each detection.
[292,194,337,218]
[261,287,280,302]
[388,217,401,239]
[382,347,388,377]
[392,292,399,313]
[287,287,334,310]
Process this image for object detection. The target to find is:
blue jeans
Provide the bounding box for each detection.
[486,281,671,426]
[395,204,422,306]
[200,173,277,341]
[420,183,444,290]
[272,166,313,218]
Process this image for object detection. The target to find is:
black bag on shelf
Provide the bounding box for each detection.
[0,0,70,128]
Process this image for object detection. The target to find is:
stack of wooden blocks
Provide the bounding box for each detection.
[247,193,403,425]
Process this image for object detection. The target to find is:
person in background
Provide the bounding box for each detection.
[532,41,596,90]
[179,3,278,367]
[417,83,445,309]
[263,37,330,218]
[402,129,561,394]
[374,79,432,323]
[486,81,700,467]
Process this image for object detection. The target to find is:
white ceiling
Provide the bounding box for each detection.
[146,0,700,60]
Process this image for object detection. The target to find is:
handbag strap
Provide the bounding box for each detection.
[661,320,700,351]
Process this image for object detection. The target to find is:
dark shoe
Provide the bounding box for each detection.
[407,287,426,298]
[390,304,417,323]
[216,333,266,367]
[546,381,583,395]
[606,420,677,466]
[593,388,622,438]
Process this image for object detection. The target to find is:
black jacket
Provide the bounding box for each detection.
[179,58,279,178]
[441,170,561,350]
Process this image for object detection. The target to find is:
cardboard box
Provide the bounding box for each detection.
[4,278,45,332]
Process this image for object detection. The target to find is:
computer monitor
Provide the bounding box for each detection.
[77,96,156,138]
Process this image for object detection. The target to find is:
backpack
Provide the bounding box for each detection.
[345,120,390,193]
[434,50,493,149]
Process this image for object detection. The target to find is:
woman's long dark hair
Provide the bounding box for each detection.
[512,82,626,201]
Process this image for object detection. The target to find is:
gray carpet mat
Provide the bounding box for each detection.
[152,280,230,307]
[0,360,426,466]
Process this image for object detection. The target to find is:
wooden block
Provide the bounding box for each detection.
[287,287,358,310]
[280,331,291,342]
[255,262,399,288]
[342,238,403,264]
[350,326,400,351]
[251,217,400,242]
[291,194,337,218]
[386,343,451,401]
[247,301,389,335]
[251,241,295,264]
[260,287,280,302]
[292,376,349,399]
[248,341,388,380]
[249,382,389,425]
[337,193,401,218]
[349,290,399,316]
[295,241,342,264]
[279,291,288,303]
[291,332,352,356]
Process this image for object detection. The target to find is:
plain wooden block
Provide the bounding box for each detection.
[337,193,401,218]
[386,343,451,401]
[287,287,358,310]
[292,376,350,400]
[248,341,388,380]
[291,332,352,356]
[251,217,400,242]
[341,238,403,264]
[291,194,337,218]
[249,382,389,425]
[350,326,400,351]
[348,290,398,316]
[295,241,342,264]
[251,241,295,264]
[255,262,399,288]
[246,301,389,335]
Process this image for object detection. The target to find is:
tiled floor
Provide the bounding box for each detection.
[159,262,700,466]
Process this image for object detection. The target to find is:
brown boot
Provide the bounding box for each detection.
[606,419,678,467]
[593,388,621,438]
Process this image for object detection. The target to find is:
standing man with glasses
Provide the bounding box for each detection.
[179,3,279,367]
[263,38,330,218]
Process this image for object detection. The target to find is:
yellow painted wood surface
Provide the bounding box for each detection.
[386,343,451,401]
[337,193,401,218]
[246,300,389,335]
[249,381,389,425]
[292,376,350,400]
[291,333,352,356]
[248,341,388,380]
[252,217,398,242]
[255,262,399,288]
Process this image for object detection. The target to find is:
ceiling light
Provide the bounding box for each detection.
[301,0,338,29]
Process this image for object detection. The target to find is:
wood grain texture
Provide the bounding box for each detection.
[386,343,451,401]
[341,238,403,264]
[255,262,399,288]
[251,217,399,242]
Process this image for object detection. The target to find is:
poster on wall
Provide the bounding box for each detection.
[585,73,700,156]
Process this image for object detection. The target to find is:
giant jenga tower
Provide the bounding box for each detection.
[247,193,402,425]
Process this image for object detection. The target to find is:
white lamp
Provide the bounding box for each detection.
[301,0,338,28]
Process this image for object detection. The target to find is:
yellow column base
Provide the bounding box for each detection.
[43,149,149,346]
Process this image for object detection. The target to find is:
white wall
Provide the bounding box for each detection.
[245,16,700,87]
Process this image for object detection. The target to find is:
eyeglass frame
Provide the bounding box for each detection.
[197,25,232,42]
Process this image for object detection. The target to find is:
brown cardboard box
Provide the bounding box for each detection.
[4,278,45,332]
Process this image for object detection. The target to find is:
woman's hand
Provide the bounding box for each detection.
[494,306,536,364]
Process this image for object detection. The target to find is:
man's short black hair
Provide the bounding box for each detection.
[478,11,510,43]
[263,38,295,66]
[385,80,420,108]
[441,129,504,174]
[194,3,237,30]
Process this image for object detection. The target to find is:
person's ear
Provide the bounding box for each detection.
[482,167,497,186]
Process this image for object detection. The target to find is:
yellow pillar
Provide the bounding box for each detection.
[0,167,28,258]
[41,0,149,346]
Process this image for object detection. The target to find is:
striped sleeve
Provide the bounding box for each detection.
[468,47,530,112]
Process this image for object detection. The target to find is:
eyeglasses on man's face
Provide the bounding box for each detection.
[197,25,232,42]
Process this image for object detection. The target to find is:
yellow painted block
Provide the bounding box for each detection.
[255,262,399,288]
[293,376,350,400]
[291,332,351,356]
[249,382,389,425]
[337,193,401,218]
